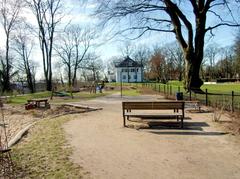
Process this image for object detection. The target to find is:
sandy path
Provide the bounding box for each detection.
[64,93,240,179]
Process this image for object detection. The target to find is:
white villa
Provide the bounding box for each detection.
[115,56,143,82]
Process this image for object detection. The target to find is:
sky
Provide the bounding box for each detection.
[0,0,239,80]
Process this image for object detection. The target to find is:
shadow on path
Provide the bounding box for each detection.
[136,121,228,136]
[148,131,228,136]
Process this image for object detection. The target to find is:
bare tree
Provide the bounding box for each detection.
[164,42,184,81]
[13,26,36,93]
[95,0,240,91]
[119,41,135,57]
[204,43,219,80]
[148,49,167,83]
[233,31,240,79]
[133,45,151,82]
[0,0,22,92]
[55,25,95,87]
[84,53,103,82]
[27,0,63,91]
[217,46,235,78]
[53,61,64,86]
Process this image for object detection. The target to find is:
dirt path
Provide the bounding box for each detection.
[64,93,240,179]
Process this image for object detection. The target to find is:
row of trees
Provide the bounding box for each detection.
[147,38,240,83]
[107,34,240,85]
[0,0,102,94]
[203,45,238,81]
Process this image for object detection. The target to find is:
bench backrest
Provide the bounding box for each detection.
[122,101,184,110]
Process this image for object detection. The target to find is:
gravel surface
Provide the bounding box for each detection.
[64,93,240,179]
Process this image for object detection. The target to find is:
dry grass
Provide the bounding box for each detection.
[222,113,240,135]
[12,115,88,178]
[138,87,160,95]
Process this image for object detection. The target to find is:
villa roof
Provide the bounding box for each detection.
[115,56,143,68]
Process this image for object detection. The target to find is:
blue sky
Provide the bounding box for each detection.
[0,0,239,79]
[84,1,239,60]
[46,0,240,78]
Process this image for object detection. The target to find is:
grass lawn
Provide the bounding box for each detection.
[51,91,114,104]
[201,84,240,93]
[167,80,240,94]
[12,115,86,178]
[121,89,141,96]
[7,91,52,104]
[6,91,114,105]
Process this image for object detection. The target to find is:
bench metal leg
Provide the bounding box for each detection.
[123,116,126,127]
[180,118,183,128]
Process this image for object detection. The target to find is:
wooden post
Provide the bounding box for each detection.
[232,91,234,112]
[170,85,172,95]
[205,89,208,106]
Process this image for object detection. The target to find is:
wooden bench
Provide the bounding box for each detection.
[122,101,185,128]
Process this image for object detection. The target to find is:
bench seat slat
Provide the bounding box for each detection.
[125,113,183,119]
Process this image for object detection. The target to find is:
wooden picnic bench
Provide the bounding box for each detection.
[25,98,50,109]
[184,100,201,111]
[122,101,185,128]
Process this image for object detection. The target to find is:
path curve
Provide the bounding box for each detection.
[64,93,240,179]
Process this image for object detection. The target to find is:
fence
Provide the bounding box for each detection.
[141,82,240,112]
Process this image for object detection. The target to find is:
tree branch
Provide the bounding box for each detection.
[205,22,240,32]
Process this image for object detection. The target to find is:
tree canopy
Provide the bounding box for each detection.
[95,0,240,91]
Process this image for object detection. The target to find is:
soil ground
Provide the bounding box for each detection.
[64,93,240,179]
[0,104,85,147]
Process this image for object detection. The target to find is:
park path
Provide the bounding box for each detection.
[64,93,240,179]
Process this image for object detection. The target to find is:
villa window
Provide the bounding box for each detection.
[122,75,126,79]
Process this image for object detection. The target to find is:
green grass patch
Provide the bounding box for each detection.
[7,91,51,104]
[122,89,141,96]
[167,80,183,87]
[51,91,114,104]
[167,81,240,93]
[7,91,114,104]
[12,115,86,178]
[201,84,240,93]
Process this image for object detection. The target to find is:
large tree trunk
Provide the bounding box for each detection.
[46,79,52,91]
[47,67,52,91]
[26,72,35,93]
[72,66,77,87]
[184,49,203,92]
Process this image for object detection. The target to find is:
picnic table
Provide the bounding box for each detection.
[25,98,50,109]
